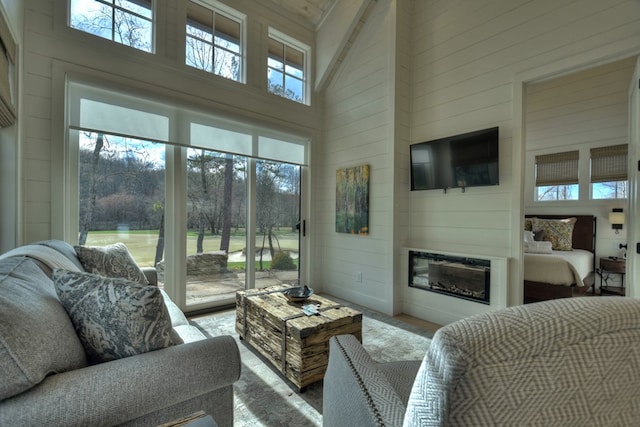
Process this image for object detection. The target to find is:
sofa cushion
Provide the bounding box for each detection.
[52,269,181,364]
[74,242,149,285]
[0,258,88,400]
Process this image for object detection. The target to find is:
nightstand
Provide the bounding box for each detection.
[599,257,626,296]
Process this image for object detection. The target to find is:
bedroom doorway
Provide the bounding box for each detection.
[627,57,640,298]
[519,55,639,302]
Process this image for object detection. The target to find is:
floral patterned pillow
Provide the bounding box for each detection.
[531,217,576,251]
[52,269,181,364]
[524,218,534,231]
[74,242,148,285]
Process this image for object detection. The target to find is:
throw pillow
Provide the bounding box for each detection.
[74,242,149,285]
[52,269,181,364]
[524,218,534,231]
[531,217,576,251]
[0,258,87,400]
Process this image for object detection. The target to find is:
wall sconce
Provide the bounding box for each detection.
[609,208,625,234]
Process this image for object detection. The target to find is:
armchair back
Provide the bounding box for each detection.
[404,297,640,425]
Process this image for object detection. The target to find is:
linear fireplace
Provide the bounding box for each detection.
[409,250,490,304]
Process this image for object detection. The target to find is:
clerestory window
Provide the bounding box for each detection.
[186,1,244,82]
[267,29,308,104]
[69,0,154,53]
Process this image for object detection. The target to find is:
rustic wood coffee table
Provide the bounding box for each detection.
[236,285,362,391]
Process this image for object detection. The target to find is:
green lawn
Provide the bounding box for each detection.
[85,229,299,268]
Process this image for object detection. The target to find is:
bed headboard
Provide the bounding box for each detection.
[525,214,596,253]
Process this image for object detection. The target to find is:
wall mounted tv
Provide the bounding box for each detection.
[410,127,499,192]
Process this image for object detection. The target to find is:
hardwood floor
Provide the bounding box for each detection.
[393,313,442,334]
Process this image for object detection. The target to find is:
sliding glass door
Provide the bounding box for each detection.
[68,79,308,312]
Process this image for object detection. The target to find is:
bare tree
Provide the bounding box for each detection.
[70,1,152,52]
[78,133,104,245]
[220,154,234,253]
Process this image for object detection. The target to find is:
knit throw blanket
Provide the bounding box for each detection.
[0,244,82,272]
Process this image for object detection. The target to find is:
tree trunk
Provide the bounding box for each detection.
[259,232,266,271]
[197,212,205,253]
[220,155,233,253]
[78,133,104,245]
[196,150,207,254]
[154,211,165,266]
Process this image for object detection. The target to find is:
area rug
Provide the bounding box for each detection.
[190,297,433,427]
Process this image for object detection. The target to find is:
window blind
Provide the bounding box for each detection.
[67,80,309,165]
[590,144,628,183]
[187,1,240,43]
[535,151,579,186]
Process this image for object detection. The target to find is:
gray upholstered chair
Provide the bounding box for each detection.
[323,297,640,426]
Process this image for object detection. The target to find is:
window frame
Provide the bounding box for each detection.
[63,76,310,312]
[185,0,246,83]
[267,27,310,105]
[68,0,156,53]
[589,144,628,200]
[534,150,580,202]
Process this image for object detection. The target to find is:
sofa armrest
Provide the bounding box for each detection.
[0,336,241,427]
[323,335,406,427]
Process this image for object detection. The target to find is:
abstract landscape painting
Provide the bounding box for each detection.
[336,164,369,235]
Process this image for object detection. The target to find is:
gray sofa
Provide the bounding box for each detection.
[323,297,640,426]
[0,240,241,427]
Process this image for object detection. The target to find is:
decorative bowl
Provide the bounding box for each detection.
[282,285,314,302]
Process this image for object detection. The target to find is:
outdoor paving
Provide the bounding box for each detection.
[184,270,299,305]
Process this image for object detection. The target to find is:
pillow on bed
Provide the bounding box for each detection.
[524,241,553,254]
[531,217,576,251]
[524,230,535,242]
[524,218,534,231]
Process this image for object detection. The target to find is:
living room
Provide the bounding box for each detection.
[1,0,637,326]
[2,0,640,425]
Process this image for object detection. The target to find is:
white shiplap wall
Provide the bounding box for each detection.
[315,0,396,314]
[0,0,22,252]
[525,58,636,262]
[393,0,412,314]
[402,0,640,324]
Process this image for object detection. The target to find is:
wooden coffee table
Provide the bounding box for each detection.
[236,285,362,391]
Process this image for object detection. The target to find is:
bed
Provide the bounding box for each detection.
[523,214,596,304]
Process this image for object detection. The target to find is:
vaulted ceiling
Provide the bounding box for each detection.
[267,0,378,91]
[269,0,337,27]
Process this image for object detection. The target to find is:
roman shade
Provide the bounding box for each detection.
[535,151,579,186]
[590,144,628,183]
[187,1,240,44]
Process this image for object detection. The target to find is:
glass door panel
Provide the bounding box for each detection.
[185,148,248,308]
[254,159,300,289]
[77,132,166,273]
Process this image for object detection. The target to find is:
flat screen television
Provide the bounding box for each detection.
[410,127,499,191]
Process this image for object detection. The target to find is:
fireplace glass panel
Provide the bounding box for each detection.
[409,251,490,304]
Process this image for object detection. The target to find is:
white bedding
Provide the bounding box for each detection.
[524,249,593,287]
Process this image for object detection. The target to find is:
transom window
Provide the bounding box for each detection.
[267,30,307,104]
[69,0,154,53]
[186,1,243,82]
